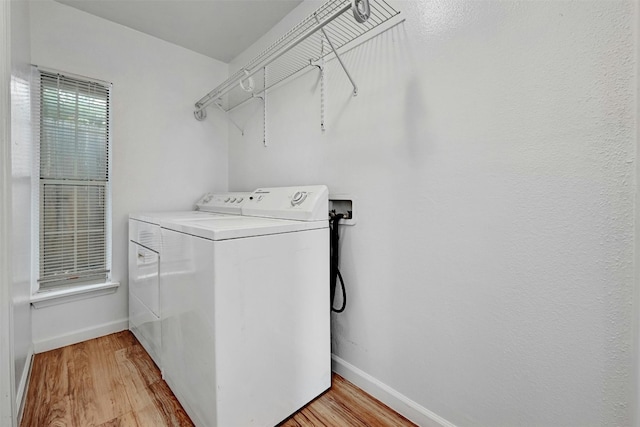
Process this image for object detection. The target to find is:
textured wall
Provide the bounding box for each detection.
[29,0,229,350]
[228,1,637,425]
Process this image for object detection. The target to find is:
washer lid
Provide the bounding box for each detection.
[129,210,231,225]
[160,216,328,240]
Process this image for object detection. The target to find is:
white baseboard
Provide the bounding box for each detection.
[16,344,34,424]
[33,318,128,354]
[331,354,456,427]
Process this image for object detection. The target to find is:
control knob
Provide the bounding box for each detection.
[291,191,307,206]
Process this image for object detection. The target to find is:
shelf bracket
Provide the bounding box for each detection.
[316,15,358,96]
[214,100,245,136]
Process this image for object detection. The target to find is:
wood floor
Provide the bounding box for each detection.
[21,331,416,427]
[279,375,416,427]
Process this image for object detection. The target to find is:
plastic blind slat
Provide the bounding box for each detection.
[39,71,110,288]
[40,73,109,182]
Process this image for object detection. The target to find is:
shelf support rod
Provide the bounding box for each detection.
[263,66,267,147]
[311,62,325,131]
[316,16,358,96]
[320,38,326,130]
[311,37,327,131]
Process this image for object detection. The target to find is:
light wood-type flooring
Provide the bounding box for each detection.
[21,331,416,426]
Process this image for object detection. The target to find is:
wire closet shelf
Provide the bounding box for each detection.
[193,0,400,120]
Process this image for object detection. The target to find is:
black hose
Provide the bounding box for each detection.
[330,213,346,313]
[333,265,346,313]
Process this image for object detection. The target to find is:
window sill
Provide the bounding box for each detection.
[31,282,120,309]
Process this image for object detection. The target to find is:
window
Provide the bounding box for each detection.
[37,70,111,290]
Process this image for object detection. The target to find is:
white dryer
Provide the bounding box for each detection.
[128,192,249,367]
[159,185,330,427]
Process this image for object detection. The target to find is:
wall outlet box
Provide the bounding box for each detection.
[329,194,356,226]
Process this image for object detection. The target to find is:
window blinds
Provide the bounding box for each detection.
[38,71,111,288]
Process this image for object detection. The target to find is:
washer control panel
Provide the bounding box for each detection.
[242,185,329,221]
[195,192,251,214]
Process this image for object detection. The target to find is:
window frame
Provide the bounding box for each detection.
[33,67,113,293]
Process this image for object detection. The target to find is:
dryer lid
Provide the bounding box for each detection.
[129,210,228,225]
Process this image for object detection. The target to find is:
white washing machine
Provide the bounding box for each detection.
[159,185,330,427]
[128,192,250,367]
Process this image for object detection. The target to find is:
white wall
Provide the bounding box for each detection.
[228,1,637,426]
[29,0,229,351]
[10,0,33,415]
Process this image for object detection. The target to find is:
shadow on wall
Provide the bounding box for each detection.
[404,73,430,164]
[399,23,432,166]
[323,21,433,159]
